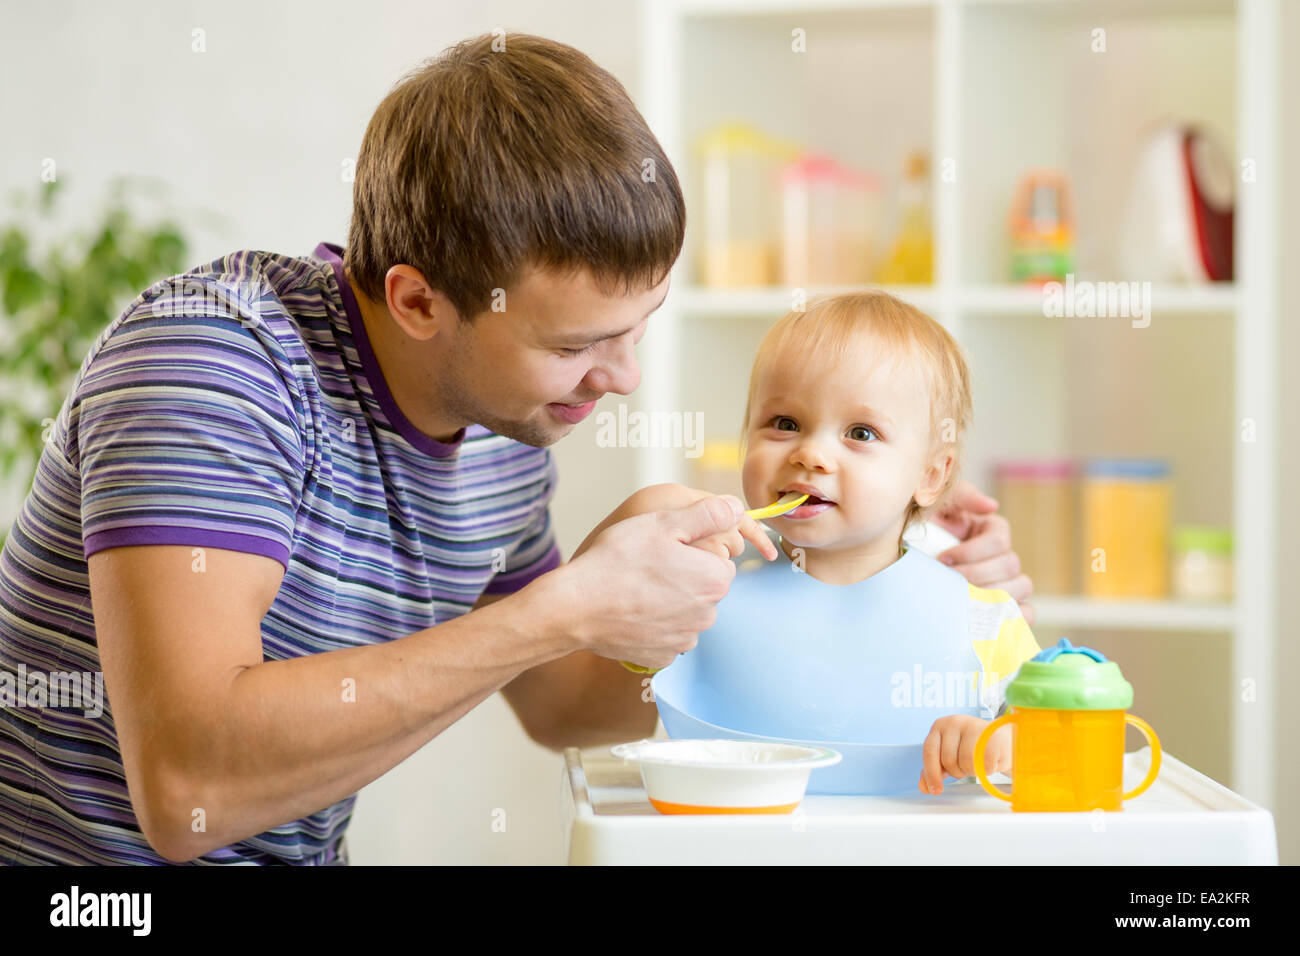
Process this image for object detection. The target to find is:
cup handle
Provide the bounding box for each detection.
[1121,713,1162,801]
[973,714,1014,802]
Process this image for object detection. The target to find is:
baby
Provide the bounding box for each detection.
[668,291,1041,794]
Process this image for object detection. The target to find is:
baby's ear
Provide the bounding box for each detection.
[914,451,955,508]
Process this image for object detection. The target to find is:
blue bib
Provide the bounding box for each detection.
[661,540,986,745]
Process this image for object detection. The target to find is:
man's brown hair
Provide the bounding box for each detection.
[344,32,685,319]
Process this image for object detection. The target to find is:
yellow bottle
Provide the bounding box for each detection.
[876,151,933,284]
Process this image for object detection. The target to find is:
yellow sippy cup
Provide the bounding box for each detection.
[973,638,1161,812]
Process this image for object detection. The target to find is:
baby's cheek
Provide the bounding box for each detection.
[739,452,767,507]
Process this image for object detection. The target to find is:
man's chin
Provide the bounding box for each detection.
[476,414,568,448]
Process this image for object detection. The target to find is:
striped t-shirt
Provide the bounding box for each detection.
[0,242,561,864]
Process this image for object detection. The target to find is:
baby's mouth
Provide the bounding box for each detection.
[776,485,837,517]
[778,485,836,505]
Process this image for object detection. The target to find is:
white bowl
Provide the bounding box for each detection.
[610,739,842,814]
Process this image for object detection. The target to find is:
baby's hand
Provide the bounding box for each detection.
[918,714,1011,795]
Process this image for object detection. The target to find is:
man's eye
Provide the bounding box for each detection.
[772,416,797,431]
[848,425,878,442]
[562,344,597,356]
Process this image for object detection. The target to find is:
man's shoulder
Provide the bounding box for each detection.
[68,248,336,439]
[135,247,334,331]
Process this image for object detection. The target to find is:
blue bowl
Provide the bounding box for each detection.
[652,667,922,796]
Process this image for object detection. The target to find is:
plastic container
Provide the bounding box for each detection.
[780,153,882,286]
[697,123,797,287]
[609,739,841,815]
[993,459,1076,595]
[1172,525,1233,601]
[973,638,1162,812]
[1080,458,1171,598]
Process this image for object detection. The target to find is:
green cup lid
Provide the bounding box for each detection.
[1172,525,1233,554]
[1004,638,1134,710]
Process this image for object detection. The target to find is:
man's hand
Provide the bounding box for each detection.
[549,495,757,672]
[929,480,1036,626]
[610,483,779,562]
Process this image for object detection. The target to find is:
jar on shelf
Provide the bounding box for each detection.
[1080,459,1171,599]
[1171,526,1233,602]
[696,123,797,288]
[1008,168,1074,285]
[993,459,1076,595]
[779,153,882,287]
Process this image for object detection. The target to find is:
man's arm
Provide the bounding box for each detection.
[91,544,577,862]
[494,491,661,752]
[495,596,649,752]
[498,483,773,752]
[94,491,747,861]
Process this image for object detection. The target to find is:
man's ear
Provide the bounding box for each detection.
[913,450,955,509]
[383,265,458,342]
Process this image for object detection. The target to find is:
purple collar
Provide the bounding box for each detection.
[313,242,465,458]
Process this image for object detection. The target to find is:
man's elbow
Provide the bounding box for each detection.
[525,718,573,753]
[528,715,658,752]
[133,765,218,863]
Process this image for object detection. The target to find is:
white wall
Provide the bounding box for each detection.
[1,0,645,865]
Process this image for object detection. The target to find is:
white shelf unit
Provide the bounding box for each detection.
[637,0,1279,806]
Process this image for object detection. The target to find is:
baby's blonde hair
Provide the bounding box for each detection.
[739,291,973,538]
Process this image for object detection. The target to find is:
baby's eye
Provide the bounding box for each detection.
[772,416,798,432]
[848,425,878,442]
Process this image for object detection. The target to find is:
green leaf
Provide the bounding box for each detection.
[2,265,45,314]
[0,177,194,485]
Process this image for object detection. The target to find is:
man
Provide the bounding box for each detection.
[0,33,1030,865]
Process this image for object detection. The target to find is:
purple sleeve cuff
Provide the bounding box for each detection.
[83,526,291,570]
[481,542,562,594]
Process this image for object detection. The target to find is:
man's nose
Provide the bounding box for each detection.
[586,335,641,395]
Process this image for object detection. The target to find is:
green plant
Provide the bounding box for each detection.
[0,177,189,518]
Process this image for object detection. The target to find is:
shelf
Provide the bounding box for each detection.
[674,283,1238,318]
[959,283,1238,316]
[675,285,941,317]
[1031,595,1236,633]
[645,0,1280,804]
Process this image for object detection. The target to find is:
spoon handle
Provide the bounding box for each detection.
[745,492,809,521]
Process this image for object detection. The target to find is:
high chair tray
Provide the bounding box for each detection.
[561,745,1277,865]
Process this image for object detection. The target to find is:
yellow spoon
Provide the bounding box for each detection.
[620,492,809,674]
[744,490,810,521]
